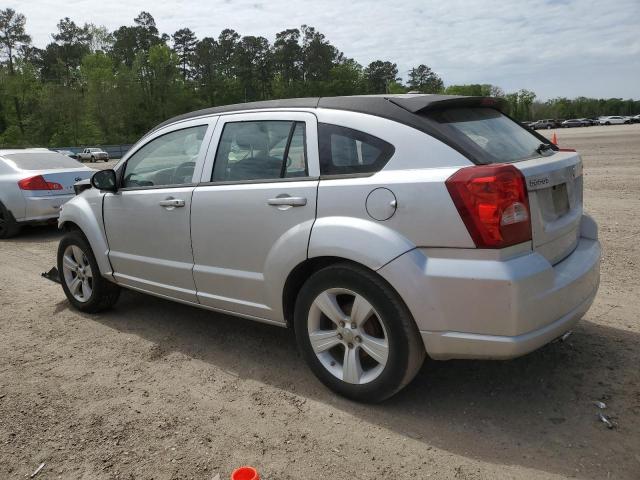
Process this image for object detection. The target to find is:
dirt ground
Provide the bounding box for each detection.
[1,125,639,480]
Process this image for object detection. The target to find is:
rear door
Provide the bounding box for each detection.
[103,119,216,302]
[191,112,319,322]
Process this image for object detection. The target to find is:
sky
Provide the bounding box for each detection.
[9,0,640,100]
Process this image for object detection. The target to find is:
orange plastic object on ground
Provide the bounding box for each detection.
[231,466,260,480]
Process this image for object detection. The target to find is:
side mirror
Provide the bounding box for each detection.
[91,169,118,192]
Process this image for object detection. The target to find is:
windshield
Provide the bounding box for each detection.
[1,152,85,170]
[424,107,552,163]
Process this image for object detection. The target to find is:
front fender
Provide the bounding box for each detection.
[58,191,112,277]
[308,216,415,271]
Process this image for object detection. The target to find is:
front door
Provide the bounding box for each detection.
[104,120,214,302]
[191,112,319,322]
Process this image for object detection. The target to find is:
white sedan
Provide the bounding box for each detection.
[599,116,630,125]
[0,149,94,238]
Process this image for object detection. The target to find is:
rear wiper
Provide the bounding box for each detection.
[535,143,554,155]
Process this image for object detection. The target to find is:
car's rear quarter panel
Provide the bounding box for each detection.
[310,110,476,266]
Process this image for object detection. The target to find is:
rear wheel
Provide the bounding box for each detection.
[0,202,21,239]
[294,263,425,402]
[90,156,95,163]
[58,230,120,312]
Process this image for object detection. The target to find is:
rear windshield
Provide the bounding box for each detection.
[1,152,84,170]
[424,107,549,163]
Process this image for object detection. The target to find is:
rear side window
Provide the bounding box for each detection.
[424,108,547,163]
[212,121,308,182]
[318,123,395,176]
[1,152,84,170]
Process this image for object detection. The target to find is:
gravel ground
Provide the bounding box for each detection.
[1,125,639,480]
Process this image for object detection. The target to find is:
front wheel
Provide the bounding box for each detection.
[294,263,425,402]
[58,230,120,312]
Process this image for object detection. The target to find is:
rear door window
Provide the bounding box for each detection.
[424,107,550,163]
[212,120,308,181]
[318,123,395,176]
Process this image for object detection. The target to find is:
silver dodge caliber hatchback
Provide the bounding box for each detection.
[57,95,601,401]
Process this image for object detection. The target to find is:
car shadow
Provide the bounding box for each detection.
[80,289,638,479]
[10,223,62,242]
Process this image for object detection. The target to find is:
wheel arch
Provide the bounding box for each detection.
[281,216,416,328]
[282,256,411,330]
[58,196,112,276]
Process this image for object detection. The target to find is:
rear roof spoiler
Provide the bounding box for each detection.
[387,95,506,114]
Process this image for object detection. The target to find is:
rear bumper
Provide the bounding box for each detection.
[420,288,596,359]
[378,215,601,360]
[21,194,75,222]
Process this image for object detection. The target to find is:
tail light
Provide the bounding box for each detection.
[18,175,63,191]
[445,164,531,248]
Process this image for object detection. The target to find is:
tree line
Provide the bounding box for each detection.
[0,9,638,148]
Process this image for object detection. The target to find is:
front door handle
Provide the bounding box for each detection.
[267,196,307,207]
[159,198,185,208]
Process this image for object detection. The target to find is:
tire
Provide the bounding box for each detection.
[57,230,120,313]
[90,156,95,163]
[546,125,551,129]
[294,263,425,402]
[605,122,611,126]
[0,202,21,239]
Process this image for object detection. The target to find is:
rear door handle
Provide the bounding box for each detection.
[159,198,185,208]
[267,196,307,207]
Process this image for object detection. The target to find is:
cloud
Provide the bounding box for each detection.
[9,0,640,99]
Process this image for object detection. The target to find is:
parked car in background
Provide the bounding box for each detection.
[77,147,109,162]
[56,95,601,401]
[0,149,94,238]
[57,149,78,159]
[531,119,561,129]
[599,116,627,125]
[631,114,640,124]
[561,119,589,128]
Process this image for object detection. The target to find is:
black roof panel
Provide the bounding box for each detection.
[150,94,505,133]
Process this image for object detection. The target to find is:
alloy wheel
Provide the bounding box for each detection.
[307,288,389,385]
[62,245,94,302]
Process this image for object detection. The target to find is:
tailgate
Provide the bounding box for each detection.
[41,170,94,196]
[515,152,583,265]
